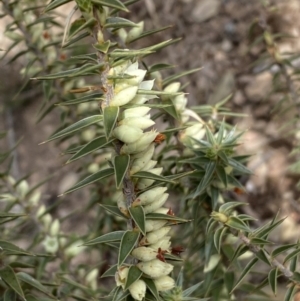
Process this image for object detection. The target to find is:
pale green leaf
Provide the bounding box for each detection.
[124,266,143,290]
[91,0,129,12]
[0,266,25,300]
[104,106,119,139]
[133,171,174,184]
[114,155,130,189]
[0,240,33,256]
[41,115,103,143]
[101,264,118,278]
[83,231,125,246]
[61,168,114,195]
[118,231,139,266]
[67,136,115,163]
[129,206,146,235]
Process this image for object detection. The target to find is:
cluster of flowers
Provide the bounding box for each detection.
[104,61,176,300]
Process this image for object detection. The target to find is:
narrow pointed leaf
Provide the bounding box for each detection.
[182,282,203,297]
[4,289,16,301]
[284,284,297,301]
[67,136,115,163]
[104,17,137,29]
[162,98,179,120]
[0,266,25,300]
[118,231,139,266]
[219,202,246,214]
[17,272,54,298]
[129,26,172,43]
[272,244,299,258]
[0,241,33,256]
[62,32,90,48]
[57,92,103,106]
[104,106,119,139]
[91,0,129,11]
[143,278,160,301]
[224,271,235,294]
[228,158,252,175]
[194,161,216,197]
[226,216,251,232]
[283,248,300,264]
[68,18,97,40]
[100,205,128,218]
[110,50,154,57]
[216,165,228,188]
[124,266,143,290]
[44,0,72,12]
[114,155,130,189]
[230,257,258,293]
[129,206,146,235]
[41,115,103,143]
[214,227,227,254]
[230,244,248,263]
[101,264,118,278]
[133,171,174,184]
[163,68,202,86]
[145,213,189,223]
[268,268,278,296]
[84,231,125,246]
[62,168,114,195]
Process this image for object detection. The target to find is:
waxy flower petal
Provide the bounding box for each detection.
[132,187,167,207]
[119,116,155,130]
[113,125,143,144]
[128,279,146,301]
[143,193,169,214]
[137,259,173,278]
[110,86,138,107]
[131,246,157,261]
[154,276,175,291]
[140,226,171,245]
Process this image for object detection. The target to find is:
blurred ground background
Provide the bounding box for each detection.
[1,0,300,299]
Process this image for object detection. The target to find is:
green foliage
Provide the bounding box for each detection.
[1,0,300,301]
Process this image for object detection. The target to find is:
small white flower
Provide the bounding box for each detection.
[50,219,60,236]
[145,219,168,232]
[131,247,157,261]
[140,227,171,245]
[132,187,167,207]
[128,279,146,301]
[113,125,143,144]
[121,131,157,154]
[119,116,155,130]
[86,268,99,290]
[143,193,168,214]
[154,276,175,291]
[141,160,157,171]
[121,106,151,119]
[110,86,138,107]
[148,236,171,251]
[130,144,155,175]
[115,267,129,289]
[136,167,163,190]
[43,235,59,254]
[65,240,86,258]
[126,21,144,43]
[137,259,173,278]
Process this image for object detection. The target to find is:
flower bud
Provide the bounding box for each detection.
[113,125,143,144]
[115,266,129,289]
[128,279,146,301]
[64,240,86,258]
[164,82,180,94]
[121,106,151,119]
[121,131,157,154]
[117,195,129,217]
[130,145,155,175]
[172,94,187,112]
[43,235,59,254]
[180,123,205,146]
[145,219,168,232]
[132,187,167,207]
[131,247,157,261]
[140,227,171,245]
[119,116,155,130]
[143,193,168,214]
[154,276,175,291]
[110,86,138,107]
[131,143,155,159]
[36,205,46,218]
[211,212,228,223]
[41,213,52,230]
[86,268,99,290]
[117,28,127,44]
[154,207,170,214]
[149,236,171,251]
[126,21,144,43]
[136,167,163,190]
[141,160,157,171]
[50,219,60,236]
[137,259,173,278]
